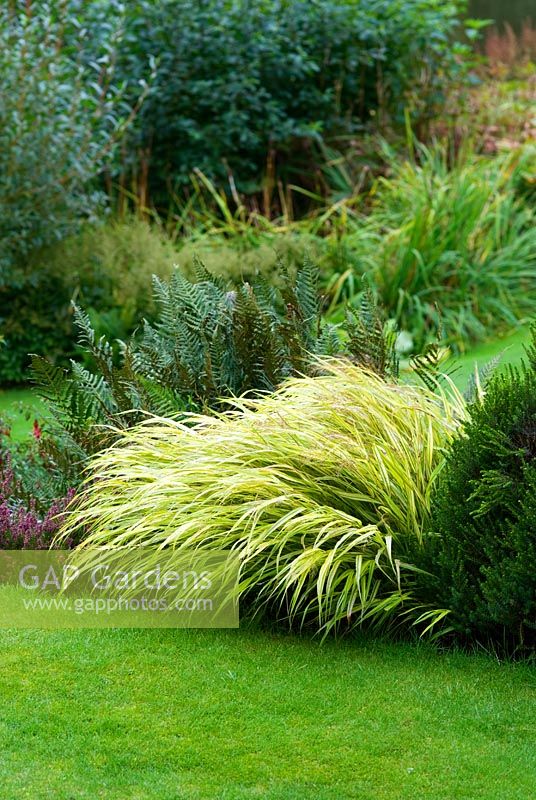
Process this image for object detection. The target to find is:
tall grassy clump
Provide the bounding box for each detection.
[350,145,536,352]
[413,329,536,654]
[58,362,464,635]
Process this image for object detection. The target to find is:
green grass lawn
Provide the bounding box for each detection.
[0,627,534,800]
[0,386,44,441]
[446,325,532,391]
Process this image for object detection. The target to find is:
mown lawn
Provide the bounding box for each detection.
[0,628,534,800]
[445,324,532,391]
[0,387,43,441]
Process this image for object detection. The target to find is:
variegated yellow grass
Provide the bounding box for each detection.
[58,361,466,635]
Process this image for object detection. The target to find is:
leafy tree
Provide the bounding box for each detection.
[84,0,471,202]
[0,1,148,381]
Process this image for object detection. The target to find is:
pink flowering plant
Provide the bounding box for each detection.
[0,419,76,549]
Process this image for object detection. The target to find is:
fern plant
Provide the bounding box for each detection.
[31,260,403,488]
[134,258,350,406]
[32,307,189,491]
[344,287,399,379]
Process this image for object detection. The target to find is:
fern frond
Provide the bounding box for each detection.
[410,343,452,391]
[315,324,344,357]
[463,352,504,403]
[345,287,399,379]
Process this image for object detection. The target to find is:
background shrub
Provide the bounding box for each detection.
[176,233,322,285]
[0,262,78,384]
[0,1,131,274]
[94,0,470,204]
[45,218,177,340]
[415,337,536,652]
[0,218,175,384]
[0,1,140,383]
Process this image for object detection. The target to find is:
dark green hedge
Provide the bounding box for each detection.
[102,0,469,199]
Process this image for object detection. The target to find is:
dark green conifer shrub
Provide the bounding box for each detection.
[417,329,536,653]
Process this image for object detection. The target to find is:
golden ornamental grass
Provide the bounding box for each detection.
[59,360,465,634]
